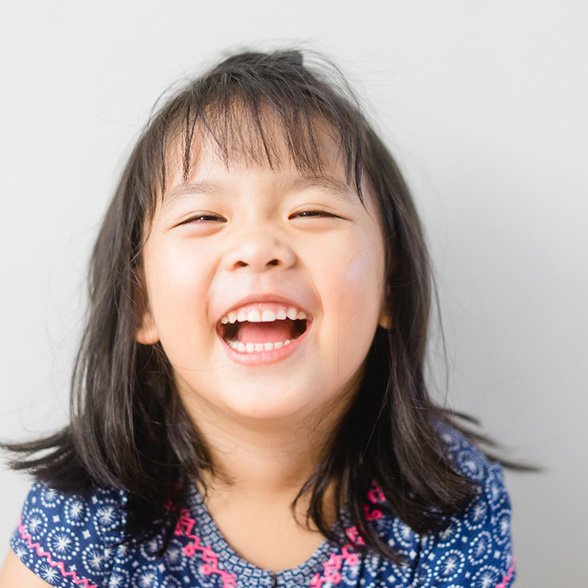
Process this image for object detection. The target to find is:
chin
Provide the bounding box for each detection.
[213,381,323,423]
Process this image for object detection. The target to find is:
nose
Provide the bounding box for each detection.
[224,226,296,272]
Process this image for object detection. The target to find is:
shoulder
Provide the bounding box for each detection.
[415,425,516,587]
[437,422,498,482]
[9,481,128,588]
[358,425,515,586]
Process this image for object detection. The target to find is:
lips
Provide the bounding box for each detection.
[217,300,311,355]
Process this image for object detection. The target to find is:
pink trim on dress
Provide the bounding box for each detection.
[495,563,516,588]
[174,508,238,588]
[310,484,385,588]
[16,517,98,588]
[367,485,385,505]
[310,527,362,588]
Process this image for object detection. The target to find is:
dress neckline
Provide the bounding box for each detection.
[186,484,345,584]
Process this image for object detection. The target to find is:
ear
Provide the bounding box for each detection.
[136,308,159,345]
[377,288,392,330]
[378,310,392,330]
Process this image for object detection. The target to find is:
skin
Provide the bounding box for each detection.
[136,129,389,568]
[0,551,51,587]
[138,130,387,427]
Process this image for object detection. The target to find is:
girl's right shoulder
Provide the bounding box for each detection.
[6,480,129,588]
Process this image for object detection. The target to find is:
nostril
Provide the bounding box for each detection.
[233,259,280,269]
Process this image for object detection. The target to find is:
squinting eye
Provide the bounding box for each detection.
[291,210,338,219]
[183,214,227,224]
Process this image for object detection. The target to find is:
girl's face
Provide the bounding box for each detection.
[138,129,388,429]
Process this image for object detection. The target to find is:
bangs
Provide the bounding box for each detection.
[144,51,367,210]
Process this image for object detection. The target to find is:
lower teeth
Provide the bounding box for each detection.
[228,340,291,353]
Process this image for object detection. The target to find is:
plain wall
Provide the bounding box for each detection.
[1,1,587,586]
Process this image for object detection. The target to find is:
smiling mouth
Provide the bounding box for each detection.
[218,305,310,353]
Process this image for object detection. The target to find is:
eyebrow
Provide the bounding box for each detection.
[287,175,356,201]
[162,180,221,210]
[162,175,356,211]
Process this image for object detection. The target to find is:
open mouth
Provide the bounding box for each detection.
[217,304,310,353]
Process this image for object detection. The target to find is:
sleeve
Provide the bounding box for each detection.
[9,481,127,588]
[414,462,516,587]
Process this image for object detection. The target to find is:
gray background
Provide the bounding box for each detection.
[1,1,587,586]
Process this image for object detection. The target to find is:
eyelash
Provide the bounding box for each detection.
[181,210,338,224]
[183,214,226,224]
[291,210,338,219]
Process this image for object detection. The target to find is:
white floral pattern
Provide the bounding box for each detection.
[10,427,515,586]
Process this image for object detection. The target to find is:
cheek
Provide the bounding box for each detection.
[143,239,215,363]
[319,236,385,358]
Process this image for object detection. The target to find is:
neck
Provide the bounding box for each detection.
[177,388,351,540]
[197,413,330,495]
[194,417,342,537]
[177,390,349,498]
[175,369,360,503]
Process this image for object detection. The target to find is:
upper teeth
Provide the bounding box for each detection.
[220,306,308,324]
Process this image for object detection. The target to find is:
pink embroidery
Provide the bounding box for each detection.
[345,526,365,547]
[364,504,383,521]
[174,508,237,588]
[310,526,364,588]
[367,484,385,505]
[17,518,98,588]
[311,484,384,587]
[365,483,385,520]
[495,563,516,588]
[310,543,359,587]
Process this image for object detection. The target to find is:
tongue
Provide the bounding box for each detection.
[238,321,293,344]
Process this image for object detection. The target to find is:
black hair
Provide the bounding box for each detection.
[2,49,504,561]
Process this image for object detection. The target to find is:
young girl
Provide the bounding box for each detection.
[0,49,515,587]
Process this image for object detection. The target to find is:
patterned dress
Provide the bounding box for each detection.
[9,428,515,587]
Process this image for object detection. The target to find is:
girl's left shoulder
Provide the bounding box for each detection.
[419,424,516,586]
[377,424,516,587]
[436,421,505,485]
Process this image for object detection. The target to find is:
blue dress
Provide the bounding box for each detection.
[9,428,515,587]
